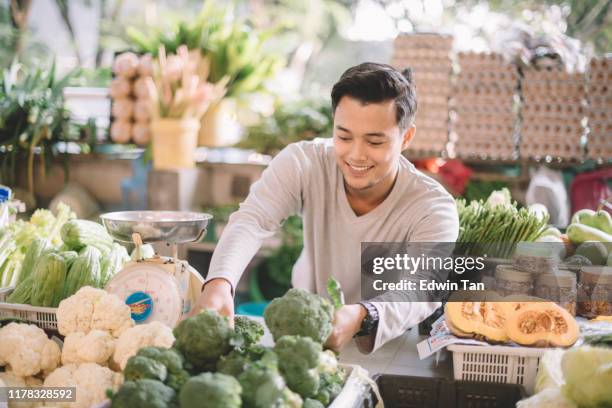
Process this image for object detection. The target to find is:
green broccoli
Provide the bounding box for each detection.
[124,355,168,382]
[233,316,265,348]
[173,310,233,372]
[264,288,334,343]
[274,335,339,399]
[126,347,190,392]
[110,379,176,408]
[304,399,325,408]
[238,360,287,407]
[314,371,345,405]
[166,368,191,393]
[218,346,278,378]
[179,372,241,408]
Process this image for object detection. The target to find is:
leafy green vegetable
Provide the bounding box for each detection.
[232,316,264,349]
[124,355,168,382]
[326,276,344,310]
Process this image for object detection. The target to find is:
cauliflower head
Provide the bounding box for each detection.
[264,288,334,343]
[57,286,133,337]
[173,310,232,371]
[179,372,241,408]
[61,330,115,366]
[0,371,43,408]
[113,321,175,370]
[0,323,61,377]
[43,363,123,408]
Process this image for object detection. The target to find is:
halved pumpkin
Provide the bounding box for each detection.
[505,303,579,347]
[499,295,549,316]
[445,301,508,342]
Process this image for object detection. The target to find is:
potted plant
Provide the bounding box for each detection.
[126,1,285,147]
[145,45,227,169]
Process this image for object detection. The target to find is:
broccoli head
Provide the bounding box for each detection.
[238,360,287,408]
[137,347,184,374]
[234,316,265,348]
[218,346,278,378]
[173,310,233,371]
[124,355,168,382]
[314,371,345,405]
[110,379,176,408]
[304,399,325,408]
[264,288,334,343]
[125,347,189,392]
[179,372,241,408]
[274,335,324,398]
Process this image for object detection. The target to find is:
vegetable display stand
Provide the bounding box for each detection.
[372,374,526,408]
[151,118,200,169]
[0,288,58,331]
[448,344,545,395]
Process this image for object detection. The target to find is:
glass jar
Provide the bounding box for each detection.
[578,266,612,318]
[535,269,577,316]
[494,265,534,297]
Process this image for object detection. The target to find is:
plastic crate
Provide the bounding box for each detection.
[0,287,58,331]
[448,344,545,395]
[373,374,527,408]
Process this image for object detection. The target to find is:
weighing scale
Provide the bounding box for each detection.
[100,211,212,328]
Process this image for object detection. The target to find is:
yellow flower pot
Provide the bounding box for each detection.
[198,98,241,147]
[151,118,200,169]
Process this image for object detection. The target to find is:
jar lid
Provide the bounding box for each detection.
[581,266,612,284]
[495,265,534,282]
[536,270,577,287]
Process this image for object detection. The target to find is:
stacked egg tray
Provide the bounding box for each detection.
[108,51,153,146]
[451,52,518,160]
[520,67,586,160]
[392,34,453,157]
[585,57,612,160]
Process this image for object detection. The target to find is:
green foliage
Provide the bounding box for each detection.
[264,288,334,343]
[0,61,76,189]
[238,97,333,155]
[463,180,509,203]
[126,0,285,97]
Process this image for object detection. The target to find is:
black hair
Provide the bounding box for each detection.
[331,62,418,131]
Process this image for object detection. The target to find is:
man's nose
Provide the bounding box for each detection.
[349,140,367,161]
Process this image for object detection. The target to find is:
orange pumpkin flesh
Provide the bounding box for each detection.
[505,303,579,347]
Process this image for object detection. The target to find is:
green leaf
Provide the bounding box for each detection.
[326,276,344,310]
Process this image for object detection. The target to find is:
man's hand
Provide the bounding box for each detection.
[190,278,235,324]
[324,304,367,352]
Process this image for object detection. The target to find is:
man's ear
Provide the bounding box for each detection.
[401,124,416,151]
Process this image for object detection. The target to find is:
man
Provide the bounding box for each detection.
[193,62,459,353]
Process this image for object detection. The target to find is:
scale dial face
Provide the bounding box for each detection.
[105,263,183,327]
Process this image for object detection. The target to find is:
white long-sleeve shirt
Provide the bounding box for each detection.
[207,138,459,352]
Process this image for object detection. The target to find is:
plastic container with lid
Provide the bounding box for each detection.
[535,269,577,315]
[494,265,534,297]
[578,266,612,318]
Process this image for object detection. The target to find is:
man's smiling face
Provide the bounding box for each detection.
[333,96,414,192]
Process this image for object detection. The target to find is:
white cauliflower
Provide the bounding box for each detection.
[43,363,123,408]
[0,371,43,408]
[61,330,115,366]
[57,286,133,338]
[0,323,61,377]
[113,321,175,370]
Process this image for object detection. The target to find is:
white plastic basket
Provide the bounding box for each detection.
[448,344,545,395]
[0,287,59,331]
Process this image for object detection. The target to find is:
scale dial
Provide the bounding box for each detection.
[105,263,183,327]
